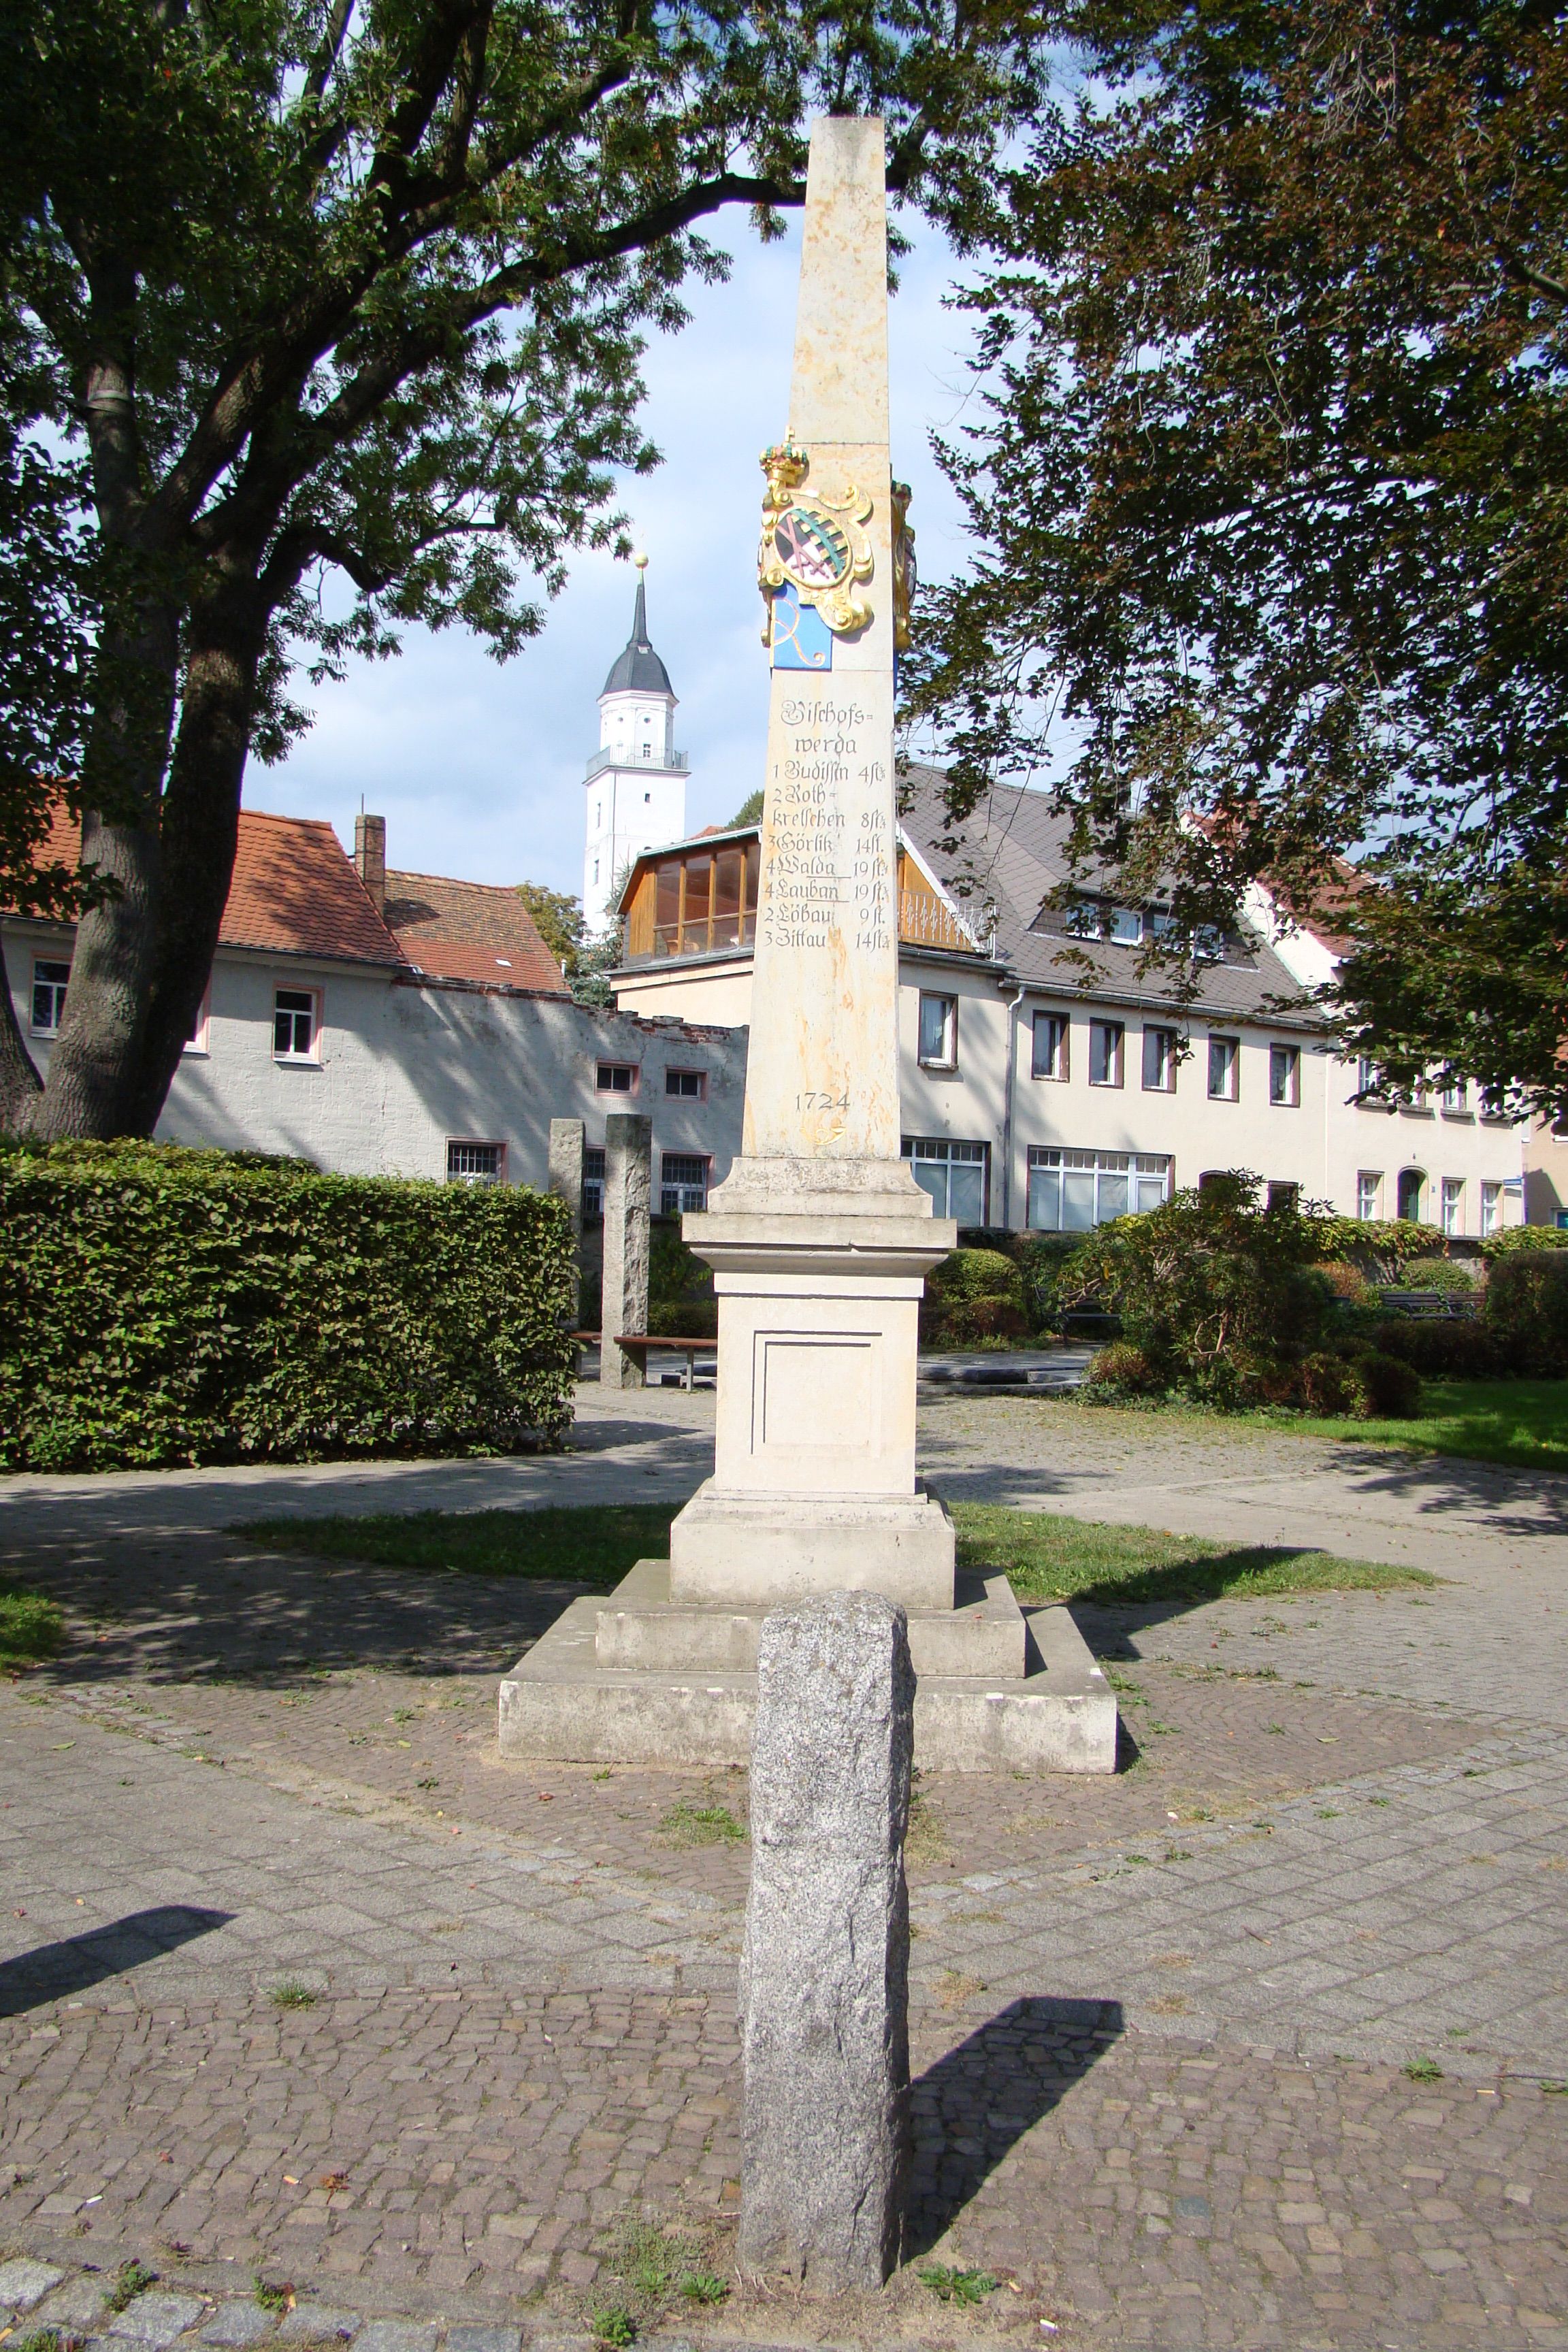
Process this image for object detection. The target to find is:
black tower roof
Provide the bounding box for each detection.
[601,574,673,697]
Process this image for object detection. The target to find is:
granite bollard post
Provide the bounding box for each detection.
[738,1589,914,2290]
[600,1112,651,1388]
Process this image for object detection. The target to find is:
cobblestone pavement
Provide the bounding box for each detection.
[2,1391,1566,2349]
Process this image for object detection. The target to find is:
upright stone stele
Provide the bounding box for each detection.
[739,1589,913,2289]
[600,1113,651,1389]
[670,115,958,1606]
[547,1117,585,1325]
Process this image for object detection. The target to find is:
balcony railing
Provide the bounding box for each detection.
[898,887,985,953]
[585,745,689,781]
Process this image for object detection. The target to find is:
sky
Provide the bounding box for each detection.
[242,213,990,901]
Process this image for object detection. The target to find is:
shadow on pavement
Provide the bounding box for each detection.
[906,1994,1124,2256]
[0,1905,232,2018]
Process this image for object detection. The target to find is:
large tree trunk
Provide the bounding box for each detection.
[125,564,270,1137]
[20,587,180,1139]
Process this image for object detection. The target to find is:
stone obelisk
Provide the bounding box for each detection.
[669,116,958,1607]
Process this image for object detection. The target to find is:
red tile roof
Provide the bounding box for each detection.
[15,806,406,966]
[383,869,568,995]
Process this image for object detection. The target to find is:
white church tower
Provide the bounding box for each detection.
[583,556,689,936]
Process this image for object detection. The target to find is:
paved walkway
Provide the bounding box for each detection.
[2,1390,1565,2350]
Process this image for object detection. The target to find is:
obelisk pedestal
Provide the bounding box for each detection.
[497,116,1117,1776]
[668,114,956,1607]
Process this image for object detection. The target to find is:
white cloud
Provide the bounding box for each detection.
[246,214,981,892]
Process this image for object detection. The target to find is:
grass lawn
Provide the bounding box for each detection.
[235,1501,1433,1613]
[0,1580,66,1673]
[1263,1377,1568,1474]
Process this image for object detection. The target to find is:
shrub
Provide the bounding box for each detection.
[921,1248,1030,1347]
[1081,1341,1162,1397]
[1481,1224,1568,1261]
[1294,1351,1360,1415]
[1315,1215,1450,1284]
[1075,1173,1334,1407]
[1349,1350,1422,1418]
[1482,1252,1568,1376]
[647,1217,715,1336]
[1013,1232,1094,1330]
[0,1139,576,1471]
[1394,1256,1479,1295]
[1314,1260,1370,1305]
[1371,1318,1507,1379]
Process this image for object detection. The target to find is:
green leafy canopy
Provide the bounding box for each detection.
[906,0,1568,1116]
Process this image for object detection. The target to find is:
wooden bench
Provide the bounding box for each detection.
[572,1331,718,1389]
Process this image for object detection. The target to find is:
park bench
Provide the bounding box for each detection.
[1378,1290,1477,1320]
[573,1331,718,1388]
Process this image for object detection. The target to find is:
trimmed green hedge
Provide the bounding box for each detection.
[0,1141,577,1471]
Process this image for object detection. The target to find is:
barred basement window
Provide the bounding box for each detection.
[661,1153,709,1215]
[447,1140,503,1185]
[583,1147,606,1220]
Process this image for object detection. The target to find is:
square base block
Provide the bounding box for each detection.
[668,1479,955,1610]
[497,1561,1117,1774]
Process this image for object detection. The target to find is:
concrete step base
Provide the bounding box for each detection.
[595,1556,1026,1677]
[497,1561,1118,1774]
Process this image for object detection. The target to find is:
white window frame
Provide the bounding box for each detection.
[1207,1034,1240,1101]
[1088,1018,1125,1089]
[1440,1075,1470,1116]
[30,957,71,1037]
[1026,1146,1171,1232]
[901,1136,989,1223]
[273,985,321,1064]
[917,992,959,1071]
[1141,1025,1177,1093]
[1269,1043,1301,1107]
[1441,1177,1463,1236]
[446,1139,506,1186]
[1031,1009,1068,1082]
[1357,1171,1382,1222]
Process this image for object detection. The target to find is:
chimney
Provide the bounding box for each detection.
[355,812,386,911]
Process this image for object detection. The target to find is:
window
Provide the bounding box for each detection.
[274,987,318,1060]
[1441,1178,1463,1236]
[1356,1056,1383,1102]
[661,1153,709,1216]
[31,958,71,1036]
[447,1140,504,1186]
[1440,1075,1469,1115]
[583,1146,606,1220]
[1357,1171,1382,1222]
[1088,1019,1124,1088]
[901,1137,988,1223]
[183,984,210,1056]
[1396,1169,1426,1223]
[596,1061,638,1093]
[665,1067,707,1100]
[1480,1087,1512,1124]
[1480,1180,1502,1235]
[1031,1011,1068,1081]
[917,992,958,1069]
[1207,1035,1239,1100]
[1142,1026,1177,1092]
[1266,1181,1301,1213]
[1269,1043,1301,1107]
[1107,907,1141,945]
[1503,1177,1524,1224]
[1026,1147,1171,1231]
